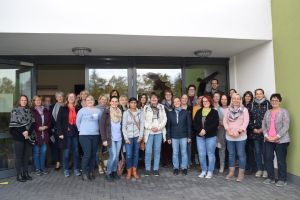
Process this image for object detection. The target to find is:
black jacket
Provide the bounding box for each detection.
[193,108,219,138]
[166,109,192,140]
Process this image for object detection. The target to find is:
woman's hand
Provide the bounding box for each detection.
[103,141,108,146]
[137,137,143,143]
[59,135,64,139]
[167,139,172,144]
[22,131,29,139]
[125,139,131,144]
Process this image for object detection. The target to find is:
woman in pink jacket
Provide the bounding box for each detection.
[223,93,249,182]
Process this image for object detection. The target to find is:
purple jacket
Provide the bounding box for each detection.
[32,108,51,145]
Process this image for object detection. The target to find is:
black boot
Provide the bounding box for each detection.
[23,171,33,181]
[89,171,95,180]
[17,173,26,182]
[112,172,120,180]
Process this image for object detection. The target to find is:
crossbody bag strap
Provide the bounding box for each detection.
[128,111,140,131]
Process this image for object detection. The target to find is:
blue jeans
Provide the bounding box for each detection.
[145,134,162,171]
[253,139,265,171]
[196,136,217,172]
[125,137,140,168]
[79,135,99,174]
[107,140,122,174]
[172,138,188,170]
[63,136,80,171]
[227,139,247,169]
[33,143,47,171]
[264,142,289,182]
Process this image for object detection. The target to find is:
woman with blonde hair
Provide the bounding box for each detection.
[31,96,51,175]
[223,93,249,182]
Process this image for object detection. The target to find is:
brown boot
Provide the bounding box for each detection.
[126,168,132,180]
[236,168,245,182]
[132,167,140,179]
[226,167,235,180]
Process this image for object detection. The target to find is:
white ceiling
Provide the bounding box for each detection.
[0,33,269,57]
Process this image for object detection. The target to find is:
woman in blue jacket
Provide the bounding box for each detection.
[167,97,192,175]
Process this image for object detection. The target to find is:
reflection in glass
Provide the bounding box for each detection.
[137,68,182,99]
[88,69,128,98]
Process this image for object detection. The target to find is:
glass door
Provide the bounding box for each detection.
[0,59,34,176]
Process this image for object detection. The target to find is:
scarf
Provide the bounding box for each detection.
[202,108,211,117]
[110,107,122,123]
[150,104,159,120]
[52,102,63,121]
[68,105,76,125]
[228,106,244,121]
[9,107,35,128]
[161,99,172,111]
[35,106,44,116]
[175,107,182,124]
[254,97,266,104]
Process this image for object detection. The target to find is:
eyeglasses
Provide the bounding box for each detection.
[271,99,280,102]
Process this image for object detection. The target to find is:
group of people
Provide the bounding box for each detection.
[9,79,290,187]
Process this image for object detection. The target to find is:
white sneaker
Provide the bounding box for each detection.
[198,171,206,178]
[262,170,268,178]
[255,170,262,177]
[205,171,213,179]
[219,165,224,173]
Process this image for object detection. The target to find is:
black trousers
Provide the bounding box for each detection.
[14,140,32,174]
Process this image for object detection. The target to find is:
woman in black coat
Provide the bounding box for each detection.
[193,95,219,179]
[56,93,81,177]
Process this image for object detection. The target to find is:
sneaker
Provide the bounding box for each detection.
[35,170,42,176]
[198,171,206,178]
[74,169,81,176]
[205,171,213,179]
[144,170,151,177]
[64,170,70,177]
[173,169,179,176]
[41,170,48,175]
[263,178,275,185]
[262,170,268,178]
[182,169,188,176]
[219,166,224,173]
[153,170,160,176]
[276,180,287,187]
[255,170,262,177]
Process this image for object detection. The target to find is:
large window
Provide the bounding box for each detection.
[88,68,128,98]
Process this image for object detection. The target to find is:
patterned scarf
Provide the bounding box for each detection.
[110,107,122,123]
[68,105,77,125]
[9,107,35,128]
[151,104,159,120]
[228,106,244,121]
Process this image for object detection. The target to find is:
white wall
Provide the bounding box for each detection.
[0,0,272,40]
[229,41,276,98]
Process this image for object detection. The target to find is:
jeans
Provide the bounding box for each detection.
[145,134,162,171]
[217,127,226,167]
[253,139,265,171]
[172,138,188,170]
[79,135,99,174]
[33,143,47,171]
[227,139,246,169]
[264,142,289,182]
[187,142,192,166]
[107,140,122,174]
[245,139,257,172]
[63,136,80,171]
[125,137,140,168]
[196,136,217,172]
[14,140,31,173]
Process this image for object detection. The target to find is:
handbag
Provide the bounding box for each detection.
[28,130,37,146]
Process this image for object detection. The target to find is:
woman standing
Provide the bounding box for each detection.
[262,93,290,187]
[223,93,249,182]
[122,97,144,180]
[32,96,51,175]
[76,95,102,181]
[138,93,148,109]
[144,92,167,176]
[57,93,82,177]
[49,91,65,170]
[167,97,192,175]
[9,95,35,182]
[248,89,271,178]
[193,95,219,179]
[100,96,123,181]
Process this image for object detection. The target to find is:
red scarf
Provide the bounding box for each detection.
[68,105,76,125]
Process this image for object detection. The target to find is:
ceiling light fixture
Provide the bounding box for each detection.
[194,49,212,57]
[72,47,92,56]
